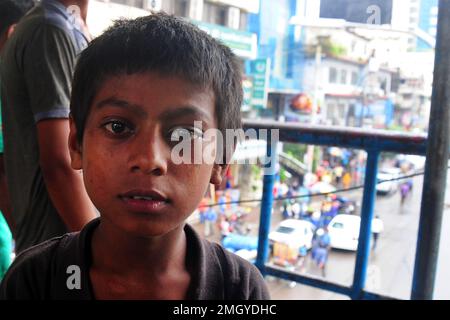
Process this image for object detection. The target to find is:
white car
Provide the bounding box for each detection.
[328,214,383,251]
[376,167,401,195]
[328,214,361,251]
[269,219,315,249]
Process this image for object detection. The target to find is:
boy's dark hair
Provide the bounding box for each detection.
[0,0,34,35]
[71,12,243,162]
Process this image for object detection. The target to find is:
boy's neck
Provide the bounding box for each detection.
[91,219,188,274]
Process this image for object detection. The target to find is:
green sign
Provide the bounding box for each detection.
[250,58,271,109]
[192,21,257,60]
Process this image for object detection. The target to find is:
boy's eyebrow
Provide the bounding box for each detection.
[95,97,148,118]
[95,98,213,122]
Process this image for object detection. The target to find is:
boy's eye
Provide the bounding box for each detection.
[103,120,133,135]
[169,126,204,141]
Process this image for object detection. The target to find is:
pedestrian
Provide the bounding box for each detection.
[297,245,307,273]
[334,165,344,186]
[197,197,209,224]
[400,181,411,205]
[0,0,97,254]
[219,216,231,241]
[342,171,352,189]
[312,228,330,277]
[291,202,301,219]
[371,215,384,251]
[0,13,270,299]
[0,0,35,279]
[204,206,217,237]
[281,200,291,219]
[217,191,227,216]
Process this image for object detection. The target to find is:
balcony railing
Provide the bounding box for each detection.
[243,120,428,300]
[242,0,450,300]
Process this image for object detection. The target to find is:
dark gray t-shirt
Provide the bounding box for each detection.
[0,0,88,253]
[0,218,271,300]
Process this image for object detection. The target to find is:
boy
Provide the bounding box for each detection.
[0,12,270,300]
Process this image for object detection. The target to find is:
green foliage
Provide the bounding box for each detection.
[284,143,307,162]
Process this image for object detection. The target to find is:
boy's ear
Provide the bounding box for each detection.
[210,164,229,186]
[68,115,83,170]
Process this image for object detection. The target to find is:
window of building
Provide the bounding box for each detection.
[326,102,335,119]
[329,67,337,83]
[338,104,346,119]
[239,10,248,31]
[203,2,228,26]
[340,70,347,84]
[160,0,189,17]
[351,71,358,85]
[174,0,189,17]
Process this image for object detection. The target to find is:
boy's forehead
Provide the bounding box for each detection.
[98,72,214,98]
[91,72,217,121]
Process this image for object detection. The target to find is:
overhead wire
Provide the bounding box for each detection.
[199,165,450,209]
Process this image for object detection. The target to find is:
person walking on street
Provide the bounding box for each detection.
[399,180,412,205]
[371,215,384,251]
[311,228,330,277]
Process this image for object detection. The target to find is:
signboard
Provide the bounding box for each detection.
[242,77,253,111]
[250,58,271,109]
[193,21,257,60]
[320,0,393,25]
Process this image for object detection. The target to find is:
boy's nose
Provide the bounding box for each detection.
[128,134,168,176]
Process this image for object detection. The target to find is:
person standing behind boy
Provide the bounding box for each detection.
[0,0,36,279]
[0,0,96,254]
[0,13,270,300]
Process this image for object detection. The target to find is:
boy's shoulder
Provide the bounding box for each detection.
[0,218,99,300]
[0,233,74,299]
[185,224,270,300]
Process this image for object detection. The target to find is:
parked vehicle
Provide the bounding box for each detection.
[328,214,361,251]
[328,214,384,251]
[376,167,401,195]
[269,219,315,250]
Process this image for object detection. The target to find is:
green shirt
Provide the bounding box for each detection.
[0,213,12,280]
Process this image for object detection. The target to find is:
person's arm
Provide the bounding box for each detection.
[37,119,96,231]
[21,24,96,231]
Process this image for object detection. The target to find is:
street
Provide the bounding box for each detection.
[192,168,450,300]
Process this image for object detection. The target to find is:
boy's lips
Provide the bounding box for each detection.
[119,189,170,213]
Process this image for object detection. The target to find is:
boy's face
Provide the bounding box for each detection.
[69,72,226,237]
